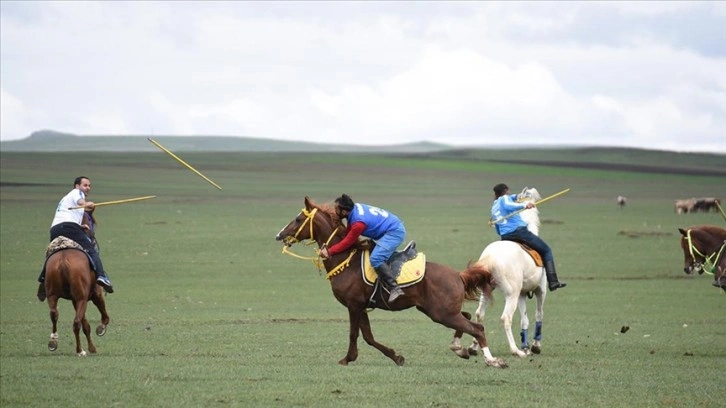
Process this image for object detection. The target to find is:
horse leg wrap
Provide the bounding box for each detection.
[534,321,543,341]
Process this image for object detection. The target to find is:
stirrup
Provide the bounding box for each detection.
[388,287,404,302]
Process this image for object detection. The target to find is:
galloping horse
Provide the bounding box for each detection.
[678,225,726,291]
[467,187,549,357]
[275,197,507,368]
[43,211,110,356]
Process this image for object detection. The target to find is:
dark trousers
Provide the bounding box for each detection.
[501,226,554,263]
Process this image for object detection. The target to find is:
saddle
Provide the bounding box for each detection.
[42,236,96,273]
[361,241,426,287]
[516,243,544,267]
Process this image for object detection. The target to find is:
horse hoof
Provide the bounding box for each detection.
[452,347,470,359]
[531,345,542,354]
[394,355,405,366]
[338,359,349,366]
[467,347,478,356]
[96,325,106,337]
[77,350,87,357]
[486,358,508,369]
[48,340,58,352]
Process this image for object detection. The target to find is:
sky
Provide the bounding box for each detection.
[1,1,725,153]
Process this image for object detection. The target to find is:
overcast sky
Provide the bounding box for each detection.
[1,1,724,152]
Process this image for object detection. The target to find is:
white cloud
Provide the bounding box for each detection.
[1,1,724,152]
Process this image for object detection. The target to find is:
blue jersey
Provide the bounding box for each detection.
[491,194,528,235]
[348,203,402,240]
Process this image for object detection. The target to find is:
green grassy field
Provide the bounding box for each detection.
[1,150,724,407]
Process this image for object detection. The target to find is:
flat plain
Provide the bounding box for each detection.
[1,149,724,408]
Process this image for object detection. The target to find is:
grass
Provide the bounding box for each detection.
[1,150,724,407]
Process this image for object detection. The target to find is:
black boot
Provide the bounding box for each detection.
[37,270,46,301]
[374,263,404,302]
[544,260,567,291]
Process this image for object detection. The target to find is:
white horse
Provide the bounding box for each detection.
[467,187,548,358]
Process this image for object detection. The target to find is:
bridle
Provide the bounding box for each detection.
[684,229,726,275]
[280,207,357,279]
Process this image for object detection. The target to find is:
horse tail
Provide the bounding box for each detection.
[460,260,494,302]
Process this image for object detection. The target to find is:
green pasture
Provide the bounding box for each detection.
[1,151,724,408]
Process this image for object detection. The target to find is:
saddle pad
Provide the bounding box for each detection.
[517,243,543,267]
[46,236,84,258]
[361,250,426,287]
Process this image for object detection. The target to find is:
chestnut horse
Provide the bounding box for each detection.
[275,197,507,368]
[43,211,110,356]
[678,225,726,291]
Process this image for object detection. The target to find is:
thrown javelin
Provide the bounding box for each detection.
[147,138,223,190]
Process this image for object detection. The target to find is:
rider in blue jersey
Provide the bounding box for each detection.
[320,194,405,302]
[491,183,566,291]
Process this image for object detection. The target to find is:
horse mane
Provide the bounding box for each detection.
[695,225,726,240]
[307,198,346,239]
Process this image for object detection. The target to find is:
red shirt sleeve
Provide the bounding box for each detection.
[327,221,366,256]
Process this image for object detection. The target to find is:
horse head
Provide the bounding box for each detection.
[679,228,704,275]
[275,196,344,247]
[517,187,541,236]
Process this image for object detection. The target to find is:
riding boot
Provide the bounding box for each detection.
[89,252,114,294]
[36,269,47,301]
[374,263,404,302]
[544,260,567,291]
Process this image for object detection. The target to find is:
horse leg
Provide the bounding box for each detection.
[468,294,487,355]
[71,299,90,356]
[91,289,110,336]
[517,295,532,356]
[359,311,405,366]
[501,294,527,357]
[531,292,545,354]
[450,311,472,359]
[339,307,363,366]
[47,296,60,352]
[423,307,507,368]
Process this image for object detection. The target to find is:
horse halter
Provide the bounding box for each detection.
[684,229,726,274]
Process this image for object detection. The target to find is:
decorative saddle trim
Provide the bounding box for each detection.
[361,250,426,287]
[517,243,543,267]
[46,236,85,258]
[42,236,95,273]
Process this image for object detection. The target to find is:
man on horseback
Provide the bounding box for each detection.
[320,194,405,302]
[491,183,567,291]
[37,176,114,301]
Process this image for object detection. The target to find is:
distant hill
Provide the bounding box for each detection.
[0,130,451,153]
[2,130,724,176]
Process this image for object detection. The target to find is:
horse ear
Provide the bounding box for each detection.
[678,228,687,236]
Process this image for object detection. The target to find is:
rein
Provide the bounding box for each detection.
[686,229,726,274]
[281,207,353,278]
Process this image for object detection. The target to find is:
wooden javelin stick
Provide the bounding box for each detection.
[715,200,726,223]
[147,138,223,190]
[69,195,157,209]
[489,188,571,226]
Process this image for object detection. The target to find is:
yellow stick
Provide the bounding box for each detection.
[147,138,223,190]
[489,188,571,226]
[69,195,156,209]
[715,200,726,223]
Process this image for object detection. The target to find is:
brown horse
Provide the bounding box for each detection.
[275,197,507,368]
[43,210,109,356]
[678,225,726,291]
